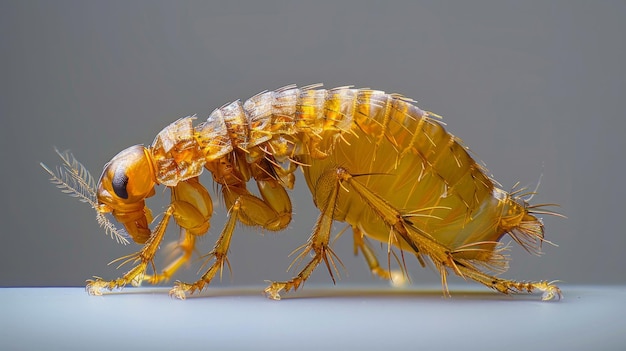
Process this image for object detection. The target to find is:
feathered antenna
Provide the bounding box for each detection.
[41,148,130,245]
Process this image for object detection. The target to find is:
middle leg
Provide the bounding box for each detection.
[170,178,293,299]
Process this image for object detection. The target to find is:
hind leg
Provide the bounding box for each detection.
[331,167,562,300]
[352,227,410,286]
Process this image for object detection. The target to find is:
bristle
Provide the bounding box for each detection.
[42,150,130,245]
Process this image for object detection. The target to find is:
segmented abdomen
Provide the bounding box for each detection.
[149,85,537,256]
[292,88,511,252]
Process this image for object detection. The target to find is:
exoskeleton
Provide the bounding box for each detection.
[43,84,562,300]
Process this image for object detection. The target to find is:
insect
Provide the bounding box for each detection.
[42,84,562,301]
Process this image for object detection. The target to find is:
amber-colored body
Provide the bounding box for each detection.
[43,84,561,300]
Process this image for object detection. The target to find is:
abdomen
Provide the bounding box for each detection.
[298,91,519,257]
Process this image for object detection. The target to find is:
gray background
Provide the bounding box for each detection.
[2,0,625,289]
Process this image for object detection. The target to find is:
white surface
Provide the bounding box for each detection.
[3,285,625,350]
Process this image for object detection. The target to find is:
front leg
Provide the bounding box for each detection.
[143,177,212,285]
[86,207,173,295]
[143,230,196,285]
[87,177,213,295]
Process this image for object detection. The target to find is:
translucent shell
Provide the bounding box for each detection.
[43,84,562,301]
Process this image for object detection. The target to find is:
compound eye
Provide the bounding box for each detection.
[112,166,129,199]
[97,145,156,207]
